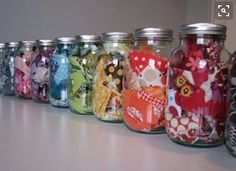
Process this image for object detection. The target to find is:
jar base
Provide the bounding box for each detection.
[32,98,49,103]
[225,145,236,157]
[124,123,166,134]
[2,93,15,96]
[50,104,68,108]
[167,134,223,148]
[16,96,31,99]
[95,116,123,123]
[70,108,93,115]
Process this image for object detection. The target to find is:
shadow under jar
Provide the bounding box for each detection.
[2,42,19,96]
[68,35,101,115]
[15,41,36,99]
[31,40,55,103]
[166,23,231,147]
[49,37,75,108]
[123,28,173,133]
[92,32,132,122]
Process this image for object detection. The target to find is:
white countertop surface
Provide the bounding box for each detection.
[0,95,235,171]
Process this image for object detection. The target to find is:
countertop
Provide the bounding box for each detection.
[0,95,235,171]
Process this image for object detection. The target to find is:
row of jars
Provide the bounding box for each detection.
[0,23,235,153]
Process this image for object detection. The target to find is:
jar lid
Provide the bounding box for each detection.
[0,43,5,48]
[6,42,19,48]
[76,35,101,42]
[56,37,75,44]
[37,39,54,46]
[134,28,173,41]
[20,40,36,46]
[180,23,227,38]
[102,32,132,41]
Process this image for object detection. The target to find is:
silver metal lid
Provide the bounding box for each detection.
[0,43,5,48]
[37,39,54,46]
[180,23,227,38]
[134,28,173,41]
[6,42,19,48]
[76,35,101,43]
[102,32,132,41]
[56,37,75,44]
[20,40,36,46]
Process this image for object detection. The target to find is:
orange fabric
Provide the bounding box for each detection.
[123,89,165,132]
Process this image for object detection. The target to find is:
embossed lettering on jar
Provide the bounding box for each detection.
[15,41,36,98]
[123,28,173,133]
[68,35,101,114]
[92,32,132,122]
[166,23,230,147]
[49,37,75,108]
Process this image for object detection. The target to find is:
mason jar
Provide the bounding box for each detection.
[49,37,75,107]
[15,41,36,98]
[92,32,132,122]
[166,23,231,147]
[68,35,101,114]
[225,51,236,157]
[123,28,173,133]
[0,43,6,92]
[2,42,19,96]
[31,40,55,103]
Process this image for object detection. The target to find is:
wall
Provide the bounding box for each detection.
[186,0,211,23]
[0,0,187,45]
[211,0,236,53]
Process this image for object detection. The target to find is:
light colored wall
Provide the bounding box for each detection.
[186,0,211,23]
[211,0,236,53]
[0,0,187,46]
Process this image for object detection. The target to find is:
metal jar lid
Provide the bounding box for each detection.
[134,28,173,41]
[76,35,101,43]
[37,39,54,46]
[102,32,132,41]
[6,41,19,48]
[56,37,75,44]
[179,23,227,38]
[0,43,5,48]
[20,40,36,47]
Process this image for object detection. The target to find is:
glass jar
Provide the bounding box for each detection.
[0,43,6,92]
[225,51,236,157]
[15,41,36,98]
[2,42,19,96]
[166,23,230,147]
[123,28,173,133]
[92,32,132,122]
[49,37,75,107]
[31,40,55,103]
[68,35,101,114]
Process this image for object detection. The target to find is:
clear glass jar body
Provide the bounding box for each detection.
[15,42,36,98]
[68,41,100,114]
[166,35,230,146]
[123,39,173,133]
[49,42,75,107]
[0,45,5,92]
[2,45,18,95]
[225,51,236,157]
[31,45,54,103]
[92,39,131,122]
